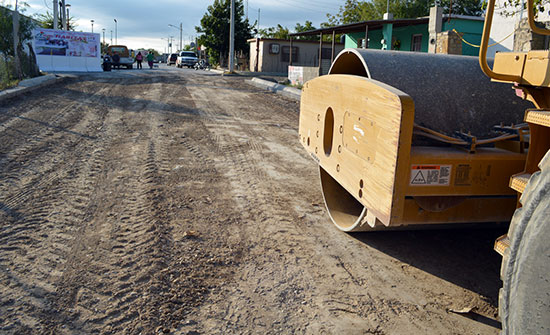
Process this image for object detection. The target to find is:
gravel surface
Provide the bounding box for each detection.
[0,66,504,334]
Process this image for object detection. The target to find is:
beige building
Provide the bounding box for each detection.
[248,38,344,73]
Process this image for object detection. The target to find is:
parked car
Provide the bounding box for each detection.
[167,53,178,66]
[106,45,134,69]
[176,51,198,68]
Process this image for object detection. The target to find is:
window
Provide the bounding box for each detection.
[411,34,423,52]
[281,46,299,62]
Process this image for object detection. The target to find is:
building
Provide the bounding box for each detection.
[290,7,484,57]
[490,0,550,57]
[248,38,344,74]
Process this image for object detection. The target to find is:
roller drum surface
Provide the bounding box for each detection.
[329,48,530,138]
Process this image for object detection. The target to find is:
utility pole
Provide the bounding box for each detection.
[91,20,94,33]
[114,19,117,45]
[102,28,105,52]
[110,30,113,45]
[246,0,248,21]
[13,0,22,79]
[168,23,183,51]
[257,9,260,35]
[229,0,235,72]
[61,0,67,30]
[53,0,58,29]
[66,4,70,29]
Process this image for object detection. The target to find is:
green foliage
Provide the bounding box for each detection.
[294,21,318,40]
[499,0,550,17]
[147,49,160,56]
[0,5,35,57]
[259,21,318,41]
[1,4,40,84]
[325,0,483,25]
[258,24,289,39]
[294,20,316,33]
[33,11,77,30]
[101,42,109,54]
[195,0,252,65]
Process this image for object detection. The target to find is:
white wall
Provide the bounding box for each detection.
[489,0,550,57]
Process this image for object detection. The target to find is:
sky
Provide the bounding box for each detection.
[10,0,346,53]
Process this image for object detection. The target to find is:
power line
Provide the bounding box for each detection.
[295,0,342,10]
[274,0,337,14]
[249,0,341,12]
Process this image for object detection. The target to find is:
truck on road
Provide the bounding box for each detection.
[106,45,134,69]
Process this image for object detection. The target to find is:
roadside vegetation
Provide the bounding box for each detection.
[0,3,39,90]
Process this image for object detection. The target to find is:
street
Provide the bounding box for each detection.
[1,66,504,334]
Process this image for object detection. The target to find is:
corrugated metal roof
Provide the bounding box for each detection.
[288,17,430,37]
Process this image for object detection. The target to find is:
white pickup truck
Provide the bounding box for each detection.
[176,51,198,68]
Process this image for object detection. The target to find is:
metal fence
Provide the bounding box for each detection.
[0,6,40,89]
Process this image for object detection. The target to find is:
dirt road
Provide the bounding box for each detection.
[0,67,504,334]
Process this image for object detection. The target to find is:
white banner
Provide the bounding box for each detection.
[33,28,102,72]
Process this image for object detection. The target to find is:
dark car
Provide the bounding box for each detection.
[167,53,178,66]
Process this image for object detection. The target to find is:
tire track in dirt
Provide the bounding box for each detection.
[0,70,501,335]
[183,77,323,333]
[34,77,175,334]
[0,79,115,334]
[181,74,499,335]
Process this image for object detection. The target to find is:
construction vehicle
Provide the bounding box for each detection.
[298,0,549,332]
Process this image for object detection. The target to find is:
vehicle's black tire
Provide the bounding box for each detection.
[500,149,550,334]
[127,65,132,69]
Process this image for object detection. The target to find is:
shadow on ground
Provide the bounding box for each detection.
[350,224,507,304]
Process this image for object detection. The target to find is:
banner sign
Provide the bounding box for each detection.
[33,28,102,72]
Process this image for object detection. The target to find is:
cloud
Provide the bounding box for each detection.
[24,0,343,51]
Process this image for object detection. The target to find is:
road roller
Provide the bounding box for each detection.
[298,0,550,332]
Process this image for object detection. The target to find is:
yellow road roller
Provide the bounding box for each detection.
[299,0,549,333]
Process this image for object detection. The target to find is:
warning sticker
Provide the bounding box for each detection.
[409,165,451,186]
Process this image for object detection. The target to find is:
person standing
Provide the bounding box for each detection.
[146,52,154,69]
[135,51,143,69]
[111,52,120,69]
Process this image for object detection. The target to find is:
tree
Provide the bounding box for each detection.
[195,0,252,66]
[294,21,318,40]
[147,49,160,56]
[34,11,77,31]
[0,3,39,81]
[325,0,483,26]
[101,42,109,54]
[258,24,289,39]
[500,0,550,17]
[0,5,35,57]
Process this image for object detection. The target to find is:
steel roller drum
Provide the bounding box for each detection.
[328,48,531,138]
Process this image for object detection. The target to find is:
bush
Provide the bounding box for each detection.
[0,49,40,90]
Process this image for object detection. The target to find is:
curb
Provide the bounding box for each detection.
[0,74,61,103]
[247,77,301,101]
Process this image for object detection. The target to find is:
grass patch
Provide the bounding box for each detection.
[0,79,20,90]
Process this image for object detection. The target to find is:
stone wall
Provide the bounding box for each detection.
[435,30,463,55]
[513,18,550,52]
